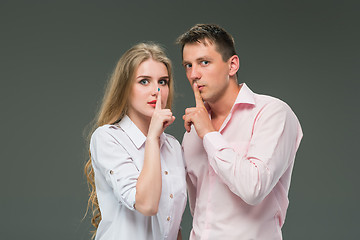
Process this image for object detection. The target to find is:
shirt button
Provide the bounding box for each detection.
[164,171,168,175]
[167,216,171,221]
[170,194,173,199]
[110,170,114,175]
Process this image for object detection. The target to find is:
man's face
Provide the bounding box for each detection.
[182,40,231,104]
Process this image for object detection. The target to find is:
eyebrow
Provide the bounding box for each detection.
[136,75,169,79]
[182,56,212,65]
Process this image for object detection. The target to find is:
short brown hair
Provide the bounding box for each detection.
[176,23,237,61]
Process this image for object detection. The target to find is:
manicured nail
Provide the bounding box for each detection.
[158,88,160,91]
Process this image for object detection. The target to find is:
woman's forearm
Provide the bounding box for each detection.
[135,136,162,216]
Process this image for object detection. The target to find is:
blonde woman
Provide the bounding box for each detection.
[84,43,186,240]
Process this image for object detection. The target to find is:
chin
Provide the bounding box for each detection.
[200,93,209,102]
[145,109,155,118]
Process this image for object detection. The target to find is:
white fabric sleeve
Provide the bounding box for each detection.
[90,127,139,210]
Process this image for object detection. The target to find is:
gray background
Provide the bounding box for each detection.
[1,1,359,239]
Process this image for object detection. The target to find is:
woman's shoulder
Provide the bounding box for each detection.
[91,124,122,142]
[164,133,181,148]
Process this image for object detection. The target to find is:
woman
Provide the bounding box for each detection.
[84,43,187,240]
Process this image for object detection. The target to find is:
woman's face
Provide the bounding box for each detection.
[127,58,170,122]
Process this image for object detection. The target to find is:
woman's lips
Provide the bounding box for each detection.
[148,100,157,107]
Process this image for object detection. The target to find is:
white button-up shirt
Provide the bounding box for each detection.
[90,115,187,240]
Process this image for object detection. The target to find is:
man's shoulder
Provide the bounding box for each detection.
[253,93,301,128]
[254,92,292,111]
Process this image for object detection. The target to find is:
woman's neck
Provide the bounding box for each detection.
[127,114,151,137]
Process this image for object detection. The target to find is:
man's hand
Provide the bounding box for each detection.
[183,83,215,138]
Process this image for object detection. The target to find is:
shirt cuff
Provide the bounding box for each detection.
[125,189,136,211]
[108,171,137,211]
[203,131,228,161]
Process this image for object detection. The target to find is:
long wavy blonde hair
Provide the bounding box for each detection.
[84,42,174,238]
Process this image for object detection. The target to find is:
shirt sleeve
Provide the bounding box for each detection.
[182,134,196,216]
[203,101,303,205]
[90,127,139,210]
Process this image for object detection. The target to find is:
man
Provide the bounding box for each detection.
[177,24,303,240]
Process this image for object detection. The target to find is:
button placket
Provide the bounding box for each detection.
[163,169,172,224]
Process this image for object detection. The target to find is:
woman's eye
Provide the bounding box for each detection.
[139,79,149,85]
[159,79,168,85]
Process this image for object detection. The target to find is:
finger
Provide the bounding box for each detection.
[163,116,175,128]
[155,87,162,110]
[193,83,205,108]
[157,109,172,118]
[185,107,197,115]
[183,115,192,133]
[182,114,190,132]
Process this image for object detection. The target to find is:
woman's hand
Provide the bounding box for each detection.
[135,88,175,216]
[147,88,175,139]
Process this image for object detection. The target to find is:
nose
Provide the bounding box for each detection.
[189,65,201,82]
[151,84,159,96]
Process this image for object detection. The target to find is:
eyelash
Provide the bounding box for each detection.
[184,60,209,69]
[159,79,168,85]
[139,79,149,85]
[139,79,168,85]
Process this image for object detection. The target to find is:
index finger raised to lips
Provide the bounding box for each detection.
[156,87,162,109]
[193,83,205,108]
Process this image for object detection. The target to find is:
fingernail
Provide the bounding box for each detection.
[158,88,160,91]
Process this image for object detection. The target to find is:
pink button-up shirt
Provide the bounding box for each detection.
[182,83,303,240]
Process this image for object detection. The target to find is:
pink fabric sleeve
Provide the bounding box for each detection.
[203,101,302,205]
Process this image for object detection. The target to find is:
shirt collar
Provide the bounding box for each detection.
[204,83,256,113]
[234,83,256,106]
[118,115,168,149]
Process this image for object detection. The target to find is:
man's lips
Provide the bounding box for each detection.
[197,85,204,91]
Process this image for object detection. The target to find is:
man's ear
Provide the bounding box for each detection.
[228,55,240,77]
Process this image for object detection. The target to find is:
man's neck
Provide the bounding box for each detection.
[208,80,241,120]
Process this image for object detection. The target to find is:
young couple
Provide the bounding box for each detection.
[85,24,303,240]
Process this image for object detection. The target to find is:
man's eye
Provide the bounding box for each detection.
[201,60,209,65]
[139,79,149,85]
[184,63,192,69]
[159,79,168,85]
